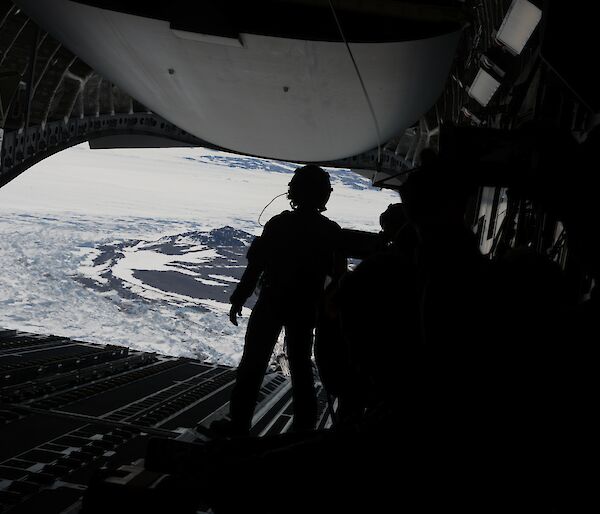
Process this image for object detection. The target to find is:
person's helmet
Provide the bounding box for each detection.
[287,164,333,211]
[379,203,406,239]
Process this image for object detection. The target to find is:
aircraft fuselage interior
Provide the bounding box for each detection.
[0,1,597,512]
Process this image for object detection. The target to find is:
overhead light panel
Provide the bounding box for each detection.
[468,68,501,107]
[496,0,542,55]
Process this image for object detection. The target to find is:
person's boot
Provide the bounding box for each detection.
[208,418,250,438]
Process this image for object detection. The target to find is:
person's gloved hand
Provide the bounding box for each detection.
[229,303,243,326]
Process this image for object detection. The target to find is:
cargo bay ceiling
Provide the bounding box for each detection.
[0,0,591,189]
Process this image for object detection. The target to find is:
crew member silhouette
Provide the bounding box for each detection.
[315,202,420,425]
[214,164,342,436]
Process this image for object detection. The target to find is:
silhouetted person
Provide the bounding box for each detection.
[314,204,408,419]
[378,202,407,248]
[213,165,342,436]
[399,150,487,349]
[316,203,420,424]
[314,203,409,402]
[396,152,552,509]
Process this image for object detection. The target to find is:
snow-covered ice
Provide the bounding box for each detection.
[0,143,398,365]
